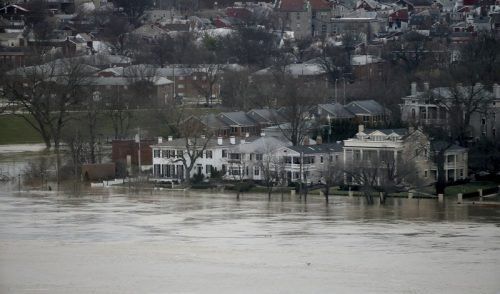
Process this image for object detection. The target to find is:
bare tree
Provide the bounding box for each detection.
[259,147,279,201]
[220,68,254,109]
[173,122,212,185]
[431,83,494,146]
[114,0,154,24]
[320,154,344,203]
[4,59,93,185]
[4,59,92,149]
[274,80,319,146]
[191,64,222,106]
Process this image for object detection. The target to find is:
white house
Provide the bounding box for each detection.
[400,82,500,141]
[343,125,468,183]
[151,134,344,184]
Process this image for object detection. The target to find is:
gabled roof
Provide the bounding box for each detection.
[364,128,408,136]
[254,63,326,76]
[246,108,286,124]
[310,0,331,11]
[86,76,172,86]
[198,113,230,130]
[318,103,355,119]
[98,67,124,77]
[131,24,168,38]
[0,4,29,13]
[278,0,309,12]
[431,141,467,152]
[399,0,433,6]
[356,0,380,9]
[218,111,257,126]
[345,100,390,116]
[235,136,291,153]
[287,142,344,154]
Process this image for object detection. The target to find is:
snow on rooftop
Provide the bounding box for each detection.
[351,55,382,65]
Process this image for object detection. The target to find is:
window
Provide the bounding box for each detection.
[321,24,327,33]
[206,164,212,174]
[254,167,260,176]
[230,153,241,160]
[222,150,227,158]
[424,170,428,177]
[296,12,300,20]
[250,153,254,160]
[162,150,169,158]
[320,156,324,163]
[153,150,160,158]
[177,84,184,89]
[256,153,263,161]
[154,164,161,176]
[246,166,249,176]
[206,150,213,159]
[176,150,183,157]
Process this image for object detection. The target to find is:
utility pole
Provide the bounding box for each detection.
[135,128,142,179]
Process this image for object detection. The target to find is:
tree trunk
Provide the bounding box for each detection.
[435,149,447,195]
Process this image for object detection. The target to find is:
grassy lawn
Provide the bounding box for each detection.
[0,107,218,145]
[0,115,43,144]
[445,181,498,196]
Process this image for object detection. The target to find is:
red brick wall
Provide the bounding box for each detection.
[112,139,154,165]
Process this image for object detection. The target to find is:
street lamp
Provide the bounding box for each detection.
[135,128,141,178]
[327,114,332,143]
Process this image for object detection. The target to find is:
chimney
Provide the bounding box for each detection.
[260,132,266,137]
[230,136,236,145]
[411,82,417,95]
[158,136,163,143]
[167,136,173,141]
[303,136,310,146]
[494,83,500,99]
[358,124,365,133]
[424,82,429,91]
[316,135,323,145]
[217,136,223,145]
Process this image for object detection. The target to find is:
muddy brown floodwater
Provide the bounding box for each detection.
[0,185,499,294]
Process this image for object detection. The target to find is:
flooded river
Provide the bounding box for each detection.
[0,185,499,294]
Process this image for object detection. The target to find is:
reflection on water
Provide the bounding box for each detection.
[0,187,499,293]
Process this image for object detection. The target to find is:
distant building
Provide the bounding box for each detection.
[317,100,391,125]
[112,139,155,172]
[343,125,468,183]
[81,163,116,181]
[275,0,313,39]
[400,82,500,141]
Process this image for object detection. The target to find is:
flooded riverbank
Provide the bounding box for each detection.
[0,187,499,293]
